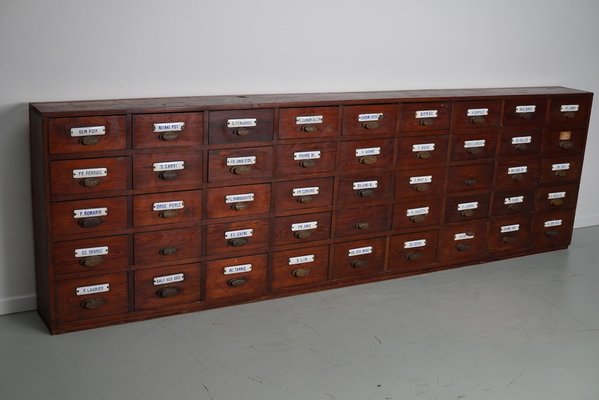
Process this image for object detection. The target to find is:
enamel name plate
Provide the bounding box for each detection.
[355,147,381,157]
[73,207,107,219]
[467,108,489,116]
[76,283,109,296]
[412,143,435,152]
[296,115,323,124]
[227,156,256,166]
[464,139,486,148]
[504,196,524,204]
[501,224,520,233]
[544,219,562,228]
[454,232,475,241]
[291,221,318,231]
[75,246,109,258]
[288,254,315,265]
[512,136,532,144]
[224,229,253,239]
[560,104,579,112]
[227,118,257,128]
[358,113,383,122]
[153,122,185,132]
[404,239,426,249]
[353,180,378,190]
[70,126,105,137]
[552,163,571,171]
[548,192,566,199]
[409,175,432,185]
[224,264,252,275]
[72,168,107,179]
[225,193,255,203]
[508,166,528,175]
[153,273,184,286]
[348,246,373,257]
[406,207,429,216]
[294,151,321,160]
[415,110,438,119]
[153,201,184,211]
[153,161,185,171]
[516,105,536,113]
[292,187,319,196]
[457,202,478,211]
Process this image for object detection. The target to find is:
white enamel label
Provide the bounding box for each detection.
[358,113,383,122]
[292,186,319,196]
[153,273,184,286]
[406,207,429,217]
[72,168,107,179]
[415,110,438,119]
[404,239,427,249]
[560,104,579,112]
[293,151,321,160]
[227,118,257,128]
[288,254,315,265]
[544,219,563,228]
[457,202,479,211]
[291,221,318,231]
[153,161,185,171]
[454,232,475,241]
[516,105,536,113]
[226,156,256,166]
[548,191,566,200]
[73,207,107,219]
[153,201,184,211]
[225,193,255,203]
[504,196,524,204]
[348,246,373,257]
[74,246,108,258]
[353,180,378,190]
[296,115,323,125]
[224,229,253,239]
[224,264,252,275]
[512,136,532,144]
[508,166,528,175]
[501,224,520,233]
[70,126,105,137]
[552,163,571,171]
[76,283,109,296]
[467,108,489,116]
[464,139,486,148]
[153,122,185,132]
[409,175,432,185]
[412,143,435,152]
[355,147,381,157]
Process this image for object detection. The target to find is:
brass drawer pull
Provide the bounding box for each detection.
[231,202,249,211]
[80,178,100,188]
[294,230,312,239]
[355,222,370,230]
[419,118,434,126]
[159,210,179,219]
[79,256,104,267]
[413,183,429,192]
[233,127,250,136]
[359,155,377,165]
[545,230,560,237]
[159,131,180,141]
[502,235,517,244]
[563,111,576,119]
[461,210,474,218]
[362,121,380,130]
[159,246,178,256]
[456,243,471,252]
[511,173,524,182]
[555,170,568,177]
[550,199,564,206]
[228,238,248,247]
[507,203,520,211]
[358,189,375,197]
[78,217,103,228]
[466,147,482,155]
[405,251,422,261]
[515,144,528,151]
[301,125,318,133]
[559,140,573,149]
[80,298,106,310]
[464,178,477,186]
[159,171,179,181]
[230,165,252,175]
[416,151,431,159]
[351,259,368,268]
[299,160,315,168]
[292,267,311,278]
[519,112,533,120]
[157,287,180,298]
[409,214,427,223]
[227,278,247,288]
[78,136,99,146]
[470,116,486,125]
[297,195,313,204]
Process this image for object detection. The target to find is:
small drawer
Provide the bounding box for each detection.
[548,95,592,126]
[542,128,587,155]
[278,107,339,139]
[438,221,487,264]
[338,138,395,170]
[50,157,129,196]
[51,197,127,236]
[451,100,501,129]
[134,227,201,266]
[450,131,498,161]
[388,231,438,273]
[55,273,128,322]
[488,215,531,253]
[273,177,334,212]
[342,104,398,136]
[132,112,203,149]
[132,151,202,191]
[444,193,490,222]
[395,167,445,199]
[393,198,442,230]
[208,146,273,183]
[271,245,329,290]
[338,173,394,205]
[276,142,337,176]
[534,183,579,211]
[494,159,540,190]
[133,190,202,228]
[53,235,129,275]
[332,237,386,279]
[540,157,583,184]
[208,109,274,144]
[502,97,547,127]
[398,102,451,131]
[134,263,201,311]
[206,184,271,218]
[498,128,542,158]
[531,210,575,250]
[48,116,126,155]
[272,212,332,246]
[447,163,494,193]
[205,254,268,300]
[491,190,534,216]
[397,135,448,167]
[206,218,269,256]
[334,205,391,238]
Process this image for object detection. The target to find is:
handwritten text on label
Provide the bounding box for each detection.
[224,229,253,239]
[70,126,105,137]
[153,273,184,286]
[153,201,184,211]
[288,255,315,265]
[73,168,107,179]
[224,264,252,275]
[76,283,109,296]
[153,161,184,171]
[294,151,321,160]
[73,207,107,219]
[227,118,257,128]
[153,122,185,132]
[404,239,426,249]
[296,115,323,125]
[348,246,373,257]
[225,193,254,204]
[75,246,108,258]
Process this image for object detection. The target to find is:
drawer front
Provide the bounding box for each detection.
[338,138,395,170]
[491,189,534,216]
[132,112,203,149]
[542,128,587,155]
[48,116,126,154]
[206,218,269,256]
[494,159,540,190]
[208,109,274,144]
[332,237,386,279]
[393,198,442,230]
[205,254,268,300]
[276,142,337,176]
[534,183,579,211]
[56,272,128,322]
[397,135,449,167]
[208,146,273,183]
[133,190,202,228]
[272,212,332,246]
[450,132,498,161]
[395,167,445,199]
[271,245,329,290]
[447,163,494,193]
[206,184,271,218]
[51,197,128,236]
[53,235,129,275]
[548,95,592,126]
[488,215,531,252]
[50,157,129,196]
[502,97,547,127]
[540,157,583,184]
[388,230,438,272]
[444,193,490,222]
[334,205,391,238]
[451,100,501,129]
[338,173,394,205]
[342,104,398,136]
[278,107,339,139]
[498,128,542,158]
[134,227,201,266]
[531,210,575,250]
[132,152,202,191]
[438,221,487,264]
[134,263,201,310]
[399,102,451,131]
[273,177,334,212]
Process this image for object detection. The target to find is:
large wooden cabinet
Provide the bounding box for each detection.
[30,87,593,334]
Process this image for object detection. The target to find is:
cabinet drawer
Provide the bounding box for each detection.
[272,212,332,246]
[548,95,592,126]
[334,205,391,238]
[491,189,534,216]
[276,142,337,176]
[342,104,398,136]
[271,245,329,290]
[279,107,339,139]
[531,210,575,250]
[494,159,540,190]
[488,215,530,252]
[56,273,128,322]
[50,157,129,196]
[206,184,271,218]
[393,198,442,230]
[447,163,494,193]
[395,167,445,199]
[444,193,490,222]
[502,97,547,127]
[542,128,587,155]
[206,218,269,256]
[133,152,202,191]
[399,102,451,131]
[208,109,274,144]
[338,138,395,170]
[450,132,497,161]
[397,135,448,167]
[134,227,201,266]
[273,177,333,212]
[134,263,201,311]
[208,146,273,183]
[51,197,128,236]
[332,237,386,279]
[534,184,579,211]
[540,157,583,184]
[338,173,394,205]
[451,100,501,129]
[498,128,542,158]
[388,231,438,272]
[133,190,202,228]
[48,116,126,155]
[205,254,267,300]
[438,221,487,264]
[53,235,129,275]
[132,112,203,149]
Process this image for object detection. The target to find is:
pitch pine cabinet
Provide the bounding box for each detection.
[30,87,593,334]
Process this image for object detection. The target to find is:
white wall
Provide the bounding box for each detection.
[1,0,598,315]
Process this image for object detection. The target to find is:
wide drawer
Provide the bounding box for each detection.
[334,204,391,238]
[338,173,394,205]
[50,157,129,196]
[208,146,273,183]
[53,235,129,275]
[444,193,491,222]
[338,138,395,171]
[278,107,339,139]
[388,230,438,273]
[208,109,274,144]
[399,102,451,131]
[276,142,337,176]
[332,237,386,279]
[206,183,271,218]
[48,116,126,154]
[133,190,202,228]
[273,177,334,212]
[438,221,487,264]
[51,197,128,236]
[393,198,442,230]
[271,245,329,290]
[502,97,547,127]
[342,104,398,136]
[450,131,498,161]
[447,163,494,193]
[491,189,534,216]
[132,151,202,191]
[395,167,445,199]
[531,210,575,250]
[540,156,583,184]
[132,112,203,149]
[397,135,448,167]
[134,227,201,266]
[494,159,540,190]
[451,100,501,129]
[534,183,579,211]
[205,254,268,300]
[542,128,587,155]
[498,128,542,158]
[488,215,531,253]
[272,212,332,246]
[134,263,201,310]
[206,218,269,256]
[548,95,592,126]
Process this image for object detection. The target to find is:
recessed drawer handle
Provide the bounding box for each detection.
[230,165,252,175]
[159,210,179,219]
[550,199,564,206]
[78,217,103,228]
[301,125,318,133]
[159,246,178,256]
[299,160,315,169]
[464,178,477,186]
[233,127,250,136]
[519,112,533,120]
[466,147,482,155]
[294,230,312,239]
[409,214,427,223]
[405,251,422,261]
[555,170,568,178]
[292,267,311,278]
[159,171,179,181]
[227,278,247,288]
[159,131,180,141]
[358,189,375,197]
[359,155,377,165]
[470,116,486,125]
[80,298,106,310]
[157,287,180,298]
[546,230,560,237]
[416,151,431,159]
[297,195,313,204]
[456,243,472,252]
[515,144,528,151]
[419,118,434,126]
[79,255,104,267]
[413,183,429,192]
[559,140,573,149]
[79,178,100,188]
[351,259,368,268]
[362,121,380,130]
[502,235,518,244]
[78,136,100,146]
[355,222,370,230]
[563,111,576,119]
[461,210,474,218]
[507,204,520,211]
[511,173,524,182]
[231,202,249,211]
[228,238,248,247]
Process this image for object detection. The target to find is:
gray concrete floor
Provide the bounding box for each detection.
[1,227,599,400]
